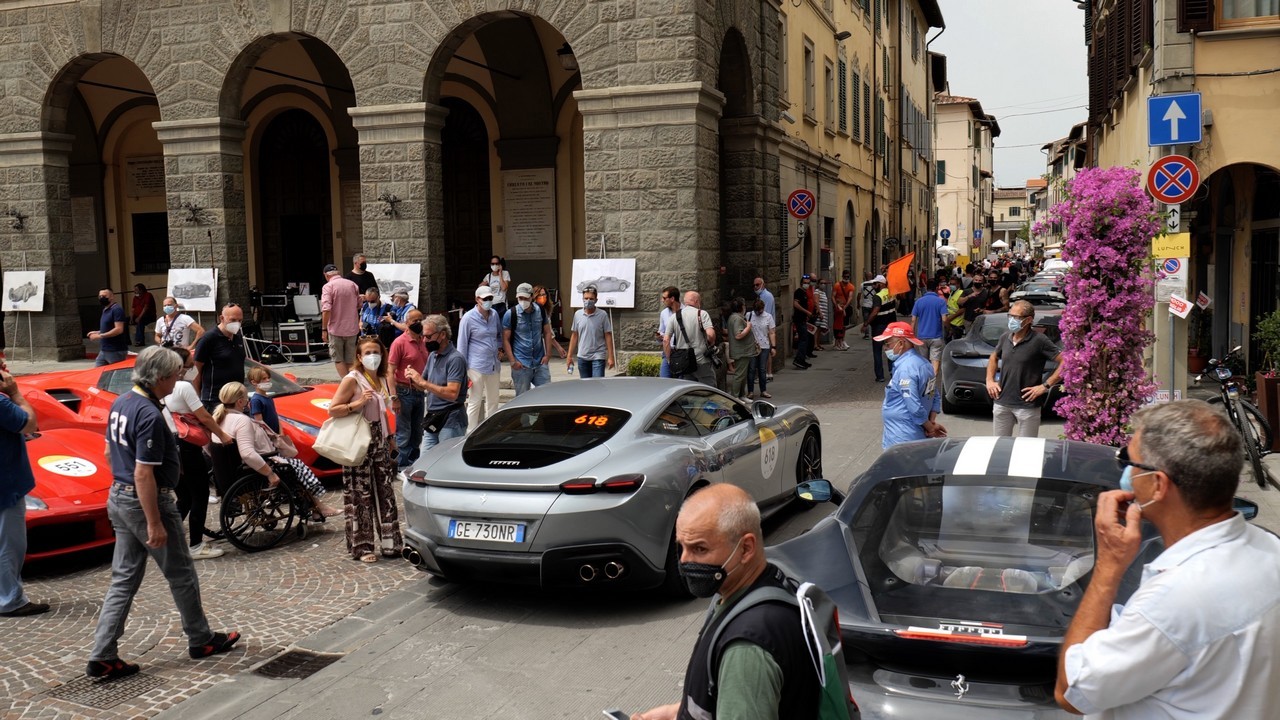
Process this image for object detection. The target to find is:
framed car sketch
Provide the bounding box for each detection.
[569,258,636,309]
[167,268,218,312]
[366,263,422,307]
[2,270,46,312]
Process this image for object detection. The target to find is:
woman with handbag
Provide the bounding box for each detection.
[211,382,339,520]
[327,337,403,563]
[163,348,233,560]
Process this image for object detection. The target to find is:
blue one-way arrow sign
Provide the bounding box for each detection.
[1148,93,1202,147]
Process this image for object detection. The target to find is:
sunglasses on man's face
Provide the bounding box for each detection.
[1116,445,1162,474]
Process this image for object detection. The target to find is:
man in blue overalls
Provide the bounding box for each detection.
[876,322,946,449]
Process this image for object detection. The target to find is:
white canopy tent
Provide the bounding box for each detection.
[991,239,1010,249]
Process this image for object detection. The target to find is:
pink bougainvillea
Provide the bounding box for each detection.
[1035,167,1160,446]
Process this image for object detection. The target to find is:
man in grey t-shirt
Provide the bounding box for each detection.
[985,300,1063,437]
[566,285,615,379]
[664,290,717,387]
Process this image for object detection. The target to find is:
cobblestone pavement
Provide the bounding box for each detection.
[2,494,422,720]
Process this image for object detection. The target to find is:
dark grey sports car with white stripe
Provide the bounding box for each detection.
[400,378,822,593]
[770,436,1160,718]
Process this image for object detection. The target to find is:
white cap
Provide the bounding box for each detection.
[475,286,494,300]
[872,275,887,284]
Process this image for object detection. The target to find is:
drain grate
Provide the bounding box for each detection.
[45,672,164,709]
[253,649,343,679]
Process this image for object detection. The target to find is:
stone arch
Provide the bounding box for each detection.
[844,200,856,277]
[717,27,762,301]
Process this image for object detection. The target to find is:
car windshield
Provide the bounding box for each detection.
[976,314,1008,345]
[849,475,1101,635]
[248,361,307,397]
[464,406,631,456]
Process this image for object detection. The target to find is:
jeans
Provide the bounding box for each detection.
[91,485,213,661]
[465,368,500,431]
[511,362,551,395]
[659,356,672,378]
[748,348,770,393]
[421,406,468,455]
[794,322,813,362]
[95,349,128,366]
[992,403,1042,437]
[395,386,426,468]
[0,502,29,613]
[576,357,607,378]
[133,322,148,346]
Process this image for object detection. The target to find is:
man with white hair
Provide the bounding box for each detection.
[458,285,501,429]
[632,484,821,720]
[985,299,1063,437]
[664,289,716,386]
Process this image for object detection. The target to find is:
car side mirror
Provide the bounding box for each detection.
[1234,497,1259,521]
[752,400,776,419]
[796,480,844,505]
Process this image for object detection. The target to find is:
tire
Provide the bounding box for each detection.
[1207,397,1273,456]
[660,530,691,599]
[220,475,298,552]
[794,428,823,509]
[942,394,960,415]
[1241,416,1270,490]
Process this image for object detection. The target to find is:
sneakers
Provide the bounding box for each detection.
[190,543,224,560]
[792,361,809,370]
[0,601,50,617]
[208,494,219,504]
[189,631,241,659]
[86,658,140,681]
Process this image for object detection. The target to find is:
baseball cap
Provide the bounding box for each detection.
[872,274,887,284]
[323,264,339,274]
[515,282,534,299]
[475,286,495,300]
[873,321,923,345]
[801,273,812,280]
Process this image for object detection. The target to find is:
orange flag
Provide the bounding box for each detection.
[887,252,915,296]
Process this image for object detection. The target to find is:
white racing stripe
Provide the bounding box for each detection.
[953,437,999,475]
[1008,437,1047,477]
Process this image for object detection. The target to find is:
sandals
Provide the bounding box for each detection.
[189,630,241,659]
[86,658,140,681]
[358,553,379,564]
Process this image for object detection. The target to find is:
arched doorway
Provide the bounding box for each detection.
[717,28,758,302]
[844,201,856,278]
[256,109,333,293]
[425,13,584,317]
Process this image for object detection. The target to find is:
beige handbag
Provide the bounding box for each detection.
[313,411,371,466]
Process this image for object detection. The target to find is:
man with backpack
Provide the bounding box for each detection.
[632,484,855,720]
[503,283,557,395]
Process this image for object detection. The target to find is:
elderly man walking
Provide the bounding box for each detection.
[504,283,557,394]
[320,263,361,377]
[985,299,1063,437]
[1057,400,1280,718]
[458,285,502,429]
[876,322,944,449]
[664,289,716,386]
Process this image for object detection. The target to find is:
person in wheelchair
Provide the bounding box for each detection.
[210,383,340,520]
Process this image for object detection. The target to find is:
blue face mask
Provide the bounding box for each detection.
[885,348,900,362]
[1120,466,1159,508]
[1008,316,1024,332]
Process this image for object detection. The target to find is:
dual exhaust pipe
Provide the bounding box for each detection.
[579,561,625,583]
[402,547,424,567]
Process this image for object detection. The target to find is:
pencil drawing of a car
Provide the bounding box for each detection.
[576,276,631,293]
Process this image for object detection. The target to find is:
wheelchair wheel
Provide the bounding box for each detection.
[220,475,299,552]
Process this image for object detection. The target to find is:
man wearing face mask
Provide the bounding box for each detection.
[790,274,815,369]
[566,285,615,379]
[876,322,945,449]
[1056,400,1280,719]
[405,314,469,453]
[192,303,246,412]
[387,309,428,469]
[632,484,820,720]
[985,299,1062,437]
[504,283,556,395]
[860,275,896,382]
[457,286,501,430]
[752,277,775,319]
[90,288,129,366]
[344,252,378,296]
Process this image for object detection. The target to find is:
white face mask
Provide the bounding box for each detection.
[224,321,242,335]
[361,353,381,371]
[491,264,501,272]
[519,299,532,311]
[255,382,271,392]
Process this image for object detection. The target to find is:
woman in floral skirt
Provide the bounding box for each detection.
[328,336,402,563]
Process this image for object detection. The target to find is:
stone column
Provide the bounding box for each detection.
[348,103,449,312]
[576,82,725,361]
[152,118,250,308]
[0,131,82,361]
[720,117,783,298]
[332,146,363,259]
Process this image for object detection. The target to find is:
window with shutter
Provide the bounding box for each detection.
[838,59,848,133]
[1130,0,1146,63]
[1088,45,1104,122]
[1113,1,1131,85]
[1103,20,1115,107]
[864,82,872,146]
[1178,0,1215,32]
[937,160,946,187]
[1085,0,1094,46]
[1141,0,1154,47]
[852,70,862,141]
[874,0,882,35]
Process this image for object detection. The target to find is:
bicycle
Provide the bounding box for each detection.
[1196,346,1280,490]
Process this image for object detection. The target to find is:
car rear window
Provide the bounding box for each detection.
[462,406,631,467]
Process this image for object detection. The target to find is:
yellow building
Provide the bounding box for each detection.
[1087,0,1280,392]
[933,94,998,259]
[992,187,1029,253]
[776,0,944,286]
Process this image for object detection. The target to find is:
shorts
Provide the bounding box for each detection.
[329,333,357,364]
[918,337,945,363]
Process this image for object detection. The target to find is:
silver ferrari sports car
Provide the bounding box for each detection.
[400,378,822,593]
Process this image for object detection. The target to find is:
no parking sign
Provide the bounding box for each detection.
[1155,257,1187,302]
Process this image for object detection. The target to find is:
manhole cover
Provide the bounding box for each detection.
[45,672,164,709]
[253,649,343,679]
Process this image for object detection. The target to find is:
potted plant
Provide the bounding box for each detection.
[1251,308,1280,450]
[1187,307,1211,374]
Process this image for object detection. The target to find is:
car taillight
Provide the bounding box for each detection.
[560,474,645,494]
[893,627,1029,648]
[406,470,429,486]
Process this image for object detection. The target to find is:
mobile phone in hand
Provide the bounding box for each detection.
[602,711,630,720]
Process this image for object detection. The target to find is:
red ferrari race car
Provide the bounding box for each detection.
[17,358,359,480]
[23,428,115,561]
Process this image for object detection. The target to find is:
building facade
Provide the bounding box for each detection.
[933,93,998,261]
[774,0,943,293]
[0,0,784,360]
[1085,0,1279,390]
[992,187,1028,254]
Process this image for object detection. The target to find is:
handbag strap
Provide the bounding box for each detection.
[675,308,693,349]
